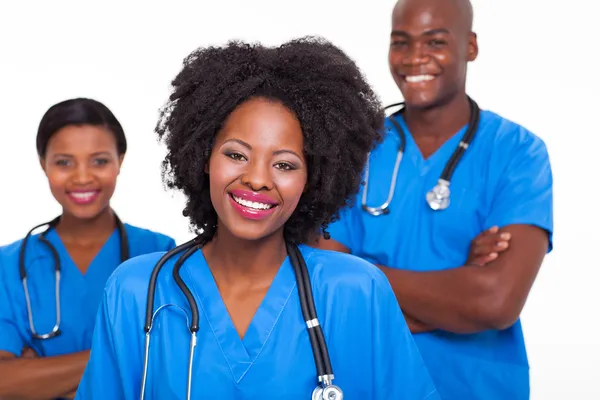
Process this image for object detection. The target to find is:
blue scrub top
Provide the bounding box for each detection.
[327,110,554,400]
[75,245,439,400]
[0,223,176,359]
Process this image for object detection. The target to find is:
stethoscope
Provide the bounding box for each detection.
[140,238,343,400]
[18,214,129,340]
[362,97,481,216]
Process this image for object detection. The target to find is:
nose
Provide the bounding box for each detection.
[73,164,93,185]
[402,43,428,66]
[241,159,274,192]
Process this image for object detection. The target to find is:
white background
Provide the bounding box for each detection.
[0,0,598,398]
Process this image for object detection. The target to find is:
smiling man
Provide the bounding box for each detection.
[317,0,554,398]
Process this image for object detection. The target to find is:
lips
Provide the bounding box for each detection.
[230,189,278,206]
[228,189,279,221]
[67,190,100,205]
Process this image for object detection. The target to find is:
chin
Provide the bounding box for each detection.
[398,89,441,109]
[62,204,110,221]
[229,224,279,242]
[219,212,283,242]
[392,78,442,110]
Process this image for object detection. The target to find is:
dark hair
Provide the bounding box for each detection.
[36,98,127,157]
[156,36,384,244]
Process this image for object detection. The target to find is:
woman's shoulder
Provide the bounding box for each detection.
[105,251,168,301]
[0,235,37,280]
[0,236,26,260]
[122,223,176,253]
[300,245,392,293]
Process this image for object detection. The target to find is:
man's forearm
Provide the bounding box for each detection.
[379,264,505,334]
[0,350,89,400]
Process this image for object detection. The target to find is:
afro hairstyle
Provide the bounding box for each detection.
[156,36,384,244]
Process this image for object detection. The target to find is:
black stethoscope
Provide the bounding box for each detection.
[362,97,481,216]
[140,238,342,400]
[18,214,129,340]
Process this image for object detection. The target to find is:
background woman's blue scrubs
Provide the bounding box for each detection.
[327,110,554,400]
[0,223,175,359]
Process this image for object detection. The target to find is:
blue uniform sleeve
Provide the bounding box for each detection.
[0,251,26,356]
[163,236,176,251]
[75,275,142,400]
[327,205,365,254]
[151,232,176,253]
[369,272,440,399]
[484,133,554,251]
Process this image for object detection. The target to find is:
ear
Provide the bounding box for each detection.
[117,154,125,174]
[204,162,209,174]
[467,32,478,62]
[39,157,47,175]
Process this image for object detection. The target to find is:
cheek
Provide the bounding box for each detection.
[434,51,456,70]
[45,169,68,193]
[207,158,235,205]
[388,50,402,69]
[98,166,120,188]
[208,158,232,189]
[436,53,450,64]
[278,172,307,209]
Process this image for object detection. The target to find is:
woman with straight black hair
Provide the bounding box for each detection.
[0,98,176,399]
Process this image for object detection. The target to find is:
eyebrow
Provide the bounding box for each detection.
[51,151,113,158]
[90,151,113,157]
[391,28,450,37]
[223,138,303,160]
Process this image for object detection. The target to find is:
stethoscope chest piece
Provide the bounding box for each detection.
[364,97,480,216]
[312,385,343,400]
[426,179,451,211]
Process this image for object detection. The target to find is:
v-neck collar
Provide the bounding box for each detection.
[183,249,297,384]
[395,115,468,170]
[36,227,122,333]
[44,227,119,278]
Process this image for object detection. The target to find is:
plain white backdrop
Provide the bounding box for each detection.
[0,0,598,398]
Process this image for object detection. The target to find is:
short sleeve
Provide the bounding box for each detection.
[484,133,554,251]
[159,235,176,252]
[0,250,26,356]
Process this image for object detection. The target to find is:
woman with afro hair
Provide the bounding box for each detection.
[75,37,439,400]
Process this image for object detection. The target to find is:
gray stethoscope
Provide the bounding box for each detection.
[362,97,480,216]
[140,238,342,400]
[18,214,129,340]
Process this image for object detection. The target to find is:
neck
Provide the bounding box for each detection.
[56,207,116,243]
[203,225,288,287]
[403,93,471,140]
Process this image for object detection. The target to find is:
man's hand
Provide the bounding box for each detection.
[20,347,39,359]
[466,226,511,266]
[403,226,512,333]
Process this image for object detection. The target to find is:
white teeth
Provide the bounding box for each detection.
[233,195,274,210]
[405,75,435,83]
[70,191,96,200]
